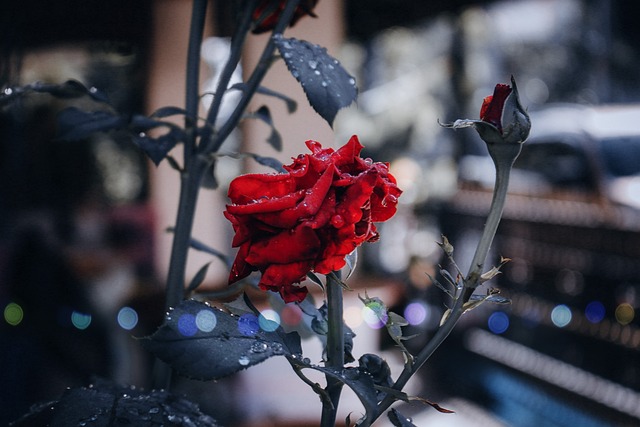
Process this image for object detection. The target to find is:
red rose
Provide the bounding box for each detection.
[251,0,319,34]
[224,135,401,303]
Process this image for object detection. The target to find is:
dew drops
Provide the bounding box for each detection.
[331,215,345,228]
[348,77,356,86]
[238,313,260,336]
[250,341,268,354]
[314,70,321,76]
[321,81,328,87]
[238,355,250,366]
[271,342,284,355]
[4,87,13,95]
[308,60,318,69]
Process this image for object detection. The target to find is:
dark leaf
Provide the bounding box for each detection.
[290,360,378,419]
[166,227,230,266]
[222,293,256,317]
[250,105,282,151]
[187,262,211,293]
[201,161,219,189]
[130,114,171,131]
[56,107,126,140]
[230,83,297,113]
[388,408,418,427]
[358,353,393,398]
[10,379,220,427]
[132,128,182,165]
[248,153,286,172]
[274,36,357,126]
[35,80,110,103]
[150,105,189,118]
[141,300,302,380]
[166,155,183,172]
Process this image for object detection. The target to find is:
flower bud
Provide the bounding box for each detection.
[441,76,530,145]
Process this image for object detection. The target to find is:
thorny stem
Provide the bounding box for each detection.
[368,142,522,424]
[321,272,345,427]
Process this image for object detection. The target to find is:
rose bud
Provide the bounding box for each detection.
[441,75,530,145]
[251,0,319,34]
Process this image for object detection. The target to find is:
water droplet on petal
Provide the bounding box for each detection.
[4,87,13,95]
[238,355,250,366]
[308,60,318,69]
[302,357,311,364]
[321,81,328,87]
[314,70,321,76]
[348,78,356,86]
[331,215,345,228]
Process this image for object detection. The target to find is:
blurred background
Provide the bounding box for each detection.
[2,0,640,425]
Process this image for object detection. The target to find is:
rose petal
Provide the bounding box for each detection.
[246,226,320,266]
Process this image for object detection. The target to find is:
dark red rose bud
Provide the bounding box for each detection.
[251,0,319,35]
[441,76,530,145]
[224,135,401,303]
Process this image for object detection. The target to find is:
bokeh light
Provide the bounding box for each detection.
[4,302,24,326]
[177,313,198,336]
[238,313,260,336]
[344,305,363,329]
[551,304,572,328]
[280,304,303,326]
[585,301,606,324]
[117,306,139,330]
[71,311,92,330]
[362,306,386,329]
[195,309,217,332]
[404,302,429,325]
[487,311,510,334]
[615,303,635,325]
[258,309,280,332]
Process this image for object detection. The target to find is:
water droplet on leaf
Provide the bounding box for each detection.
[238,355,250,366]
[271,342,284,354]
[250,341,268,353]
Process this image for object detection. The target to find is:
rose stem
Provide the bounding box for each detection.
[200,0,301,155]
[369,141,522,424]
[321,272,345,427]
[153,0,208,390]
